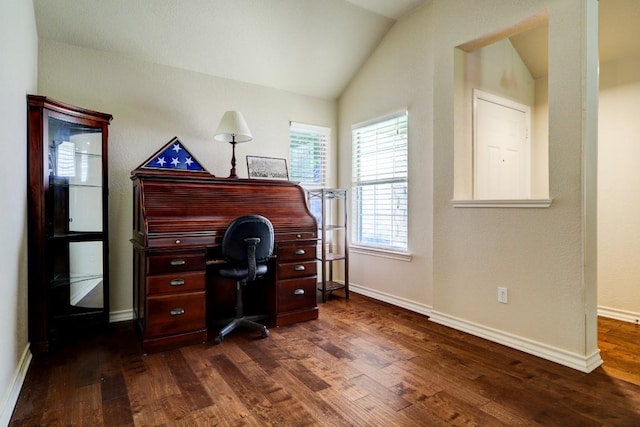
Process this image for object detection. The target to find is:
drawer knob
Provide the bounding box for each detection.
[296,234,302,238]
[170,308,185,316]
[294,289,305,295]
[294,265,305,271]
[170,259,186,266]
[170,279,185,286]
[295,249,305,255]
[175,239,181,244]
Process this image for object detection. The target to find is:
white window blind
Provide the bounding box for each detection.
[352,111,408,251]
[289,122,329,187]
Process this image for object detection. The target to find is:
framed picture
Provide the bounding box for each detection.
[246,156,289,180]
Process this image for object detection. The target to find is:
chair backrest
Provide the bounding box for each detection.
[221,215,274,265]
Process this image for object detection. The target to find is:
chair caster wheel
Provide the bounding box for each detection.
[262,328,270,338]
[213,335,223,345]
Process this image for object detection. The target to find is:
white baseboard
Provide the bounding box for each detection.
[429,310,602,373]
[348,282,602,373]
[0,344,32,426]
[109,308,134,323]
[598,305,640,324]
[348,283,432,317]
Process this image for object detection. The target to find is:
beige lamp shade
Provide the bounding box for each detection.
[214,111,253,143]
[214,110,252,178]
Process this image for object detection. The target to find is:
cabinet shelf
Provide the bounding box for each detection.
[306,188,349,303]
[50,232,104,240]
[51,182,103,189]
[51,273,103,286]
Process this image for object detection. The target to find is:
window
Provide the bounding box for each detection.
[289,122,329,187]
[352,111,408,252]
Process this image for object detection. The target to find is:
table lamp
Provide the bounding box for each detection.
[214,111,252,178]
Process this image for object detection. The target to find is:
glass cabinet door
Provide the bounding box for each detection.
[47,116,105,312]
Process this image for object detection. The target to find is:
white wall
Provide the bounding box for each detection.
[0,0,38,423]
[339,3,434,312]
[37,39,338,320]
[598,55,640,322]
[340,0,600,372]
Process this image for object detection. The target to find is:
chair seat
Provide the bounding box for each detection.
[218,264,268,280]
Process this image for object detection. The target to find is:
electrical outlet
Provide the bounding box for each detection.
[497,287,508,304]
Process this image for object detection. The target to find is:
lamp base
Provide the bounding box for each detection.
[228,141,238,179]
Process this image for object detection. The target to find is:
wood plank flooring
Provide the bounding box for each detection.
[10,294,640,426]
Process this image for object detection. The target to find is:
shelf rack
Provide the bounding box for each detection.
[306,188,349,303]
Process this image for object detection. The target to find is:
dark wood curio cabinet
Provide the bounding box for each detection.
[27,95,112,353]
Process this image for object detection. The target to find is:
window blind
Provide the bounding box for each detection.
[352,111,408,251]
[289,122,329,187]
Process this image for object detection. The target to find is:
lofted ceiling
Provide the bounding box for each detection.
[32,1,640,100]
[33,0,428,100]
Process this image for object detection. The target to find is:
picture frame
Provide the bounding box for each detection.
[246,155,289,180]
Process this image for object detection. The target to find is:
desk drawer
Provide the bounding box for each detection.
[147,271,205,295]
[147,252,205,274]
[277,277,317,313]
[277,260,317,280]
[278,242,317,261]
[145,291,206,337]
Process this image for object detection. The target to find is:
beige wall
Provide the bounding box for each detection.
[598,55,640,321]
[340,0,600,371]
[0,0,38,423]
[339,3,434,311]
[37,39,338,320]
[432,0,599,369]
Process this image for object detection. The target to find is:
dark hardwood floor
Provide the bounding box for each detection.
[10,293,640,426]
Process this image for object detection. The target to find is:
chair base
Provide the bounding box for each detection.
[213,314,269,344]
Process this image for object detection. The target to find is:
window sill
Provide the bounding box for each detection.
[451,199,552,208]
[350,245,412,262]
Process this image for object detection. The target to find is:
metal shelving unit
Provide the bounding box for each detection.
[306,188,349,303]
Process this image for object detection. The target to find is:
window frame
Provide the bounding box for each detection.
[351,110,409,253]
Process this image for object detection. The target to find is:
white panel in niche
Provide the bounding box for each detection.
[474,89,531,199]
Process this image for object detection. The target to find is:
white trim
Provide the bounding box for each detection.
[429,310,602,373]
[351,108,408,130]
[598,306,640,324]
[109,308,134,323]
[451,198,552,208]
[348,283,431,316]
[0,344,32,426]
[349,245,412,262]
[290,121,330,134]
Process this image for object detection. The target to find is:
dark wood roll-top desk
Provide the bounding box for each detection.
[131,166,319,353]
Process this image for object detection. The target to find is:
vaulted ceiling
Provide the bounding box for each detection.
[33,0,640,100]
[33,0,428,100]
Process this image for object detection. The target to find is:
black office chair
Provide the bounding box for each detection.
[213,215,274,344]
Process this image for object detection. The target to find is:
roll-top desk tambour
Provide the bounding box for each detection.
[131,168,318,352]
